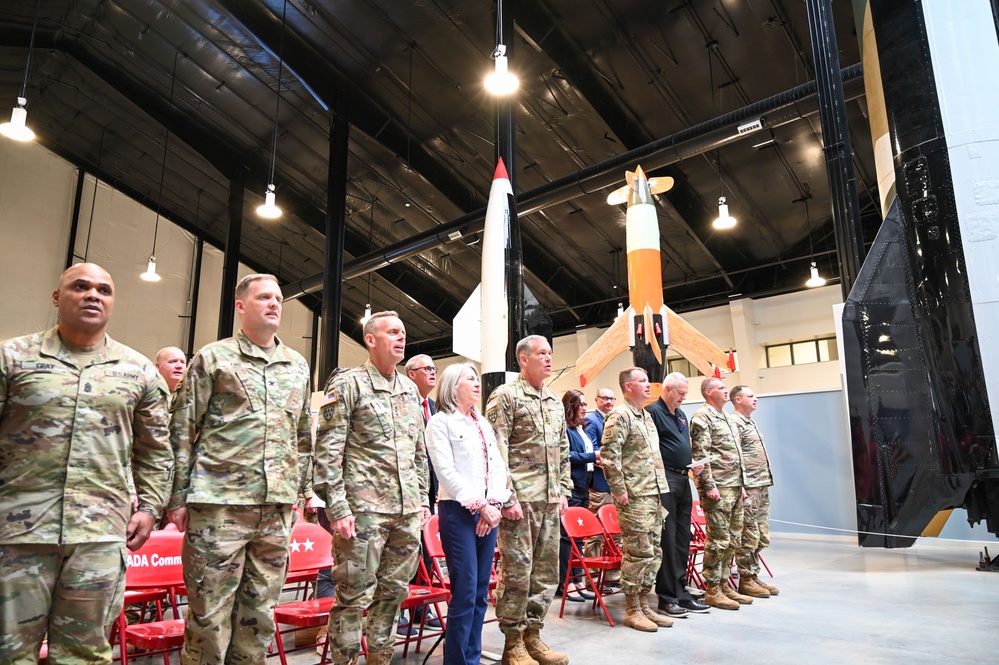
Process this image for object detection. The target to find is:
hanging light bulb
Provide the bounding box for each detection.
[485,44,519,95]
[140,256,162,282]
[0,97,34,141]
[712,196,736,229]
[615,303,624,320]
[257,183,282,218]
[805,261,827,288]
[360,303,373,325]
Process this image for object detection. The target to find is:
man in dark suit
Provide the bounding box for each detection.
[399,354,441,633]
[583,386,621,587]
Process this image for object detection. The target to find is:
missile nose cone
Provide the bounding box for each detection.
[634,165,647,181]
[493,157,509,181]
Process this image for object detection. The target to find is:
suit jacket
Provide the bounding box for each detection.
[421,396,440,509]
[584,410,610,492]
[567,426,597,491]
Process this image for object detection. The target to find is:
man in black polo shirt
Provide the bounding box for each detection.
[646,372,709,617]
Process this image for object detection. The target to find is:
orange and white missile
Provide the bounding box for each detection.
[576,165,731,391]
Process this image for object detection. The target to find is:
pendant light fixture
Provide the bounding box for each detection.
[803,197,827,287]
[1,0,42,142]
[142,53,180,283]
[484,0,518,95]
[360,198,375,325]
[257,0,288,219]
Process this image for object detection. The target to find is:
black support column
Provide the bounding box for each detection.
[806,0,866,296]
[186,237,204,357]
[320,93,350,386]
[218,167,245,339]
[65,169,86,268]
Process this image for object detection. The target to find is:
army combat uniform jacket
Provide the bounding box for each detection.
[313,360,429,520]
[168,331,312,508]
[600,400,668,499]
[731,412,774,489]
[690,404,746,493]
[0,327,173,544]
[485,376,571,504]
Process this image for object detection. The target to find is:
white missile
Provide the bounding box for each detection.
[452,158,513,377]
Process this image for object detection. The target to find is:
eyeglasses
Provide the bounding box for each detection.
[416,366,437,373]
[597,395,616,401]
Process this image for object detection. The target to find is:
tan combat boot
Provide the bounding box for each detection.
[755,575,780,596]
[721,582,754,604]
[523,629,568,665]
[704,584,740,611]
[622,594,658,632]
[638,594,674,628]
[501,633,539,665]
[738,575,771,598]
[365,650,394,665]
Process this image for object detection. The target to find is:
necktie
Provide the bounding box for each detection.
[423,398,431,424]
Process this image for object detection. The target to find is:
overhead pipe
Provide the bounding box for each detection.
[284,64,863,301]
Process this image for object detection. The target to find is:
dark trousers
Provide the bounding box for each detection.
[655,468,694,603]
[558,482,590,590]
[438,500,497,665]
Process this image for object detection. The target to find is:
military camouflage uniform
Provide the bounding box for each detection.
[313,360,428,664]
[0,327,173,664]
[169,331,311,665]
[600,402,668,595]
[485,377,571,637]
[732,412,774,578]
[690,404,746,587]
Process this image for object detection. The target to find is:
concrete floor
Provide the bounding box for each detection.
[133,534,999,665]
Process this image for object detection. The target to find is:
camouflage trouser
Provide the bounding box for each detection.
[737,486,771,577]
[616,495,665,595]
[180,504,293,665]
[584,490,621,583]
[0,542,126,665]
[700,486,744,586]
[327,511,421,664]
[495,501,559,636]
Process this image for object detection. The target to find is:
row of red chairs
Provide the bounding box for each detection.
[113,519,451,665]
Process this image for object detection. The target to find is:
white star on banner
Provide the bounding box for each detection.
[576,518,584,527]
[290,539,302,553]
[303,538,315,552]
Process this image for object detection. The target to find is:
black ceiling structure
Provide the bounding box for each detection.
[0,0,880,358]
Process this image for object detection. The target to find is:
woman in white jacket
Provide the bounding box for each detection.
[425,363,511,665]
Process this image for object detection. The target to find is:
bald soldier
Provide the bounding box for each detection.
[155,346,187,393]
[314,311,430,665]
[486,335,571,665]
[168,274,312,665]
[0,263,174,664]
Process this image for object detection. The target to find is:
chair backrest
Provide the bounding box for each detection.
[691,500,706,526]
[288,519,334,572]
[596,504,620,536]
[422,514,445,558]
[561,506,605,539]
[126,528,185,589]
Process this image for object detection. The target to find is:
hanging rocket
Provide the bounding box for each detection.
[452,158,518,389]
[576,165,732,391]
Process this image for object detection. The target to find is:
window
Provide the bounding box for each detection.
[765,337,838,368]
[667,357,702,378]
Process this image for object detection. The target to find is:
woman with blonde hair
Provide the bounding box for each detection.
[425,363,511,665]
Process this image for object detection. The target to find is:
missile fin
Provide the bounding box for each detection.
[576,314,631,388]
[644,304,662,365]
[663,305,730,377]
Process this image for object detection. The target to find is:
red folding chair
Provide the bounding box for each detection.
[595,504,623,557]
[559,507,621,627]
[687,501,707,591]
[119,529,186,665]
[272,520,335,665]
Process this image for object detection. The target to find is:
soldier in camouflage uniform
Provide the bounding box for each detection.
[600,367,673,632]
[689,378,753,611]
[313,311,430,665]
[485,335,570,665]
[0,263,173,664]
[167,274,312,665]
[730,386,779,598]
